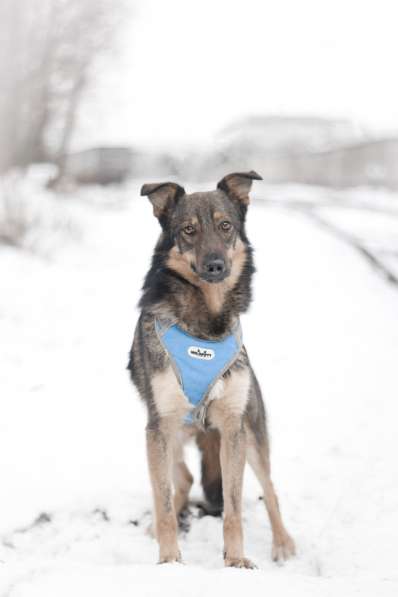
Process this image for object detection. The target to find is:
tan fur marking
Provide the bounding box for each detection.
[213,211,227,223]
[166,247,199,287]
[207,368,250,427]
[196,429,222,505]
[208,378,225,401]
[151,366,191,418]
[199,284,227,314]
[199,238,247,314]
[173,439,194,516]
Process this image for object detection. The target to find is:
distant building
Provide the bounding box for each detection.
[219,115,364,155]
[253,138,398,189]
[62,147,180,185]
[187,117,398,189]
[61,118,398,190]
[63,147,133,185]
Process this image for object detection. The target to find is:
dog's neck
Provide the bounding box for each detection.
[139,237,254,339]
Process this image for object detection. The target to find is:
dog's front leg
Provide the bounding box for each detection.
[209,369,256,569]
[147,366,191,563]
[211,412,256,569]
[146,420,181,564]
[220,415,252,568]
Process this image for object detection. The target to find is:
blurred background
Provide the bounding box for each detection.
[1,1,398,595]
[1,0,398,279]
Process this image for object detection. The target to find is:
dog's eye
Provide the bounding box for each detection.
[220,221,232,232]
[183,224,195,235]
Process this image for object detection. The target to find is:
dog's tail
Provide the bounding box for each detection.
[196,429,223,515]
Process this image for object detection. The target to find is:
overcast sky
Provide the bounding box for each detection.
[77,0,398,150]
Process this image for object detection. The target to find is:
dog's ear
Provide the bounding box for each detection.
[217,171,262,205]
[140,182,185,219]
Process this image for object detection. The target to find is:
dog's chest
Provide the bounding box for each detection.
[151,364,250,422]
[156,322,241,410]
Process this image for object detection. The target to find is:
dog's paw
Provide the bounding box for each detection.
[272,533,296,563]
[158,550,183,565]
[224,556,257,569]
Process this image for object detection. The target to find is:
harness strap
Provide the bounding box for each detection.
[155,316,243,428]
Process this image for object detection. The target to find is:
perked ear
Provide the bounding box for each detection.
[217,170,262,205]
[140,182,185,218]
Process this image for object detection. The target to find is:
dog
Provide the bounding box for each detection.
[128,171,295,568]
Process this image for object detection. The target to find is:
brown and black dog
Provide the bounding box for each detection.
[128,172,295,568]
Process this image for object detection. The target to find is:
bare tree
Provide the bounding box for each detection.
[0,0,126,176]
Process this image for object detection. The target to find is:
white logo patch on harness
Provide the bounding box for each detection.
[188,346,215,360]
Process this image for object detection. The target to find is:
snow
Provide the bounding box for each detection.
[259,182,398,282]
[1,179,398,596]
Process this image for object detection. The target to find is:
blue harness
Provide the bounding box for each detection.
[155,317,243,426]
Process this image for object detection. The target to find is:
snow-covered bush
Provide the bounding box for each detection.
[0,168,80,255]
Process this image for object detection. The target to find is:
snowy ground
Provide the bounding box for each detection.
[1,179,398,596]
[260,183,398,284]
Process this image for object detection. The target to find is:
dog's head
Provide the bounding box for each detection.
[141,171,262,285]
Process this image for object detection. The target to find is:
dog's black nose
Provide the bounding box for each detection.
[202,255,226,281]
[206,259,225,275]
